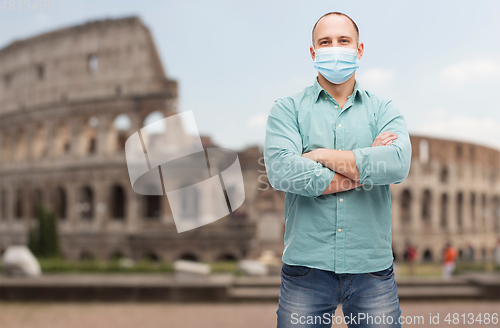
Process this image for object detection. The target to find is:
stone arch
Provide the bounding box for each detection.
[88,53,98,73]
[457,191,463,230]
[177,252,199,262]
[401,189,411,226]
[109,113,132,153]
[481,194,487,228]
[422,249,433,262]
[53,186,67,220]
[440,193,448,229]
[14,128,27,162]
[0,132,11,162]
[32,124,47,160]
[109,184,126,219]
[31,188,43,218]
[78,116,98,155]
[493,195,500,233]
[14,188,23,219]
[470,192,476,232]
[79,185,94,219]
[422,189,432,222]
[53,121,71,156]
[456,144,463,159]
[142,110,165,131]
[143,194,161,219]
[440,165,449,183]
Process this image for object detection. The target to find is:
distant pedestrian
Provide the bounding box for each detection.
[465,241,475,262]
[405,241,417,276]
[494,238,500,267]
[442,242,458,280]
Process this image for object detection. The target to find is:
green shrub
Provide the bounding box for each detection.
[36,257,175,273]
[28,204,62,259]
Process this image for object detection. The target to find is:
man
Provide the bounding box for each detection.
[406,242,417,276]
[264,11,412,328]
[442,242,458,280]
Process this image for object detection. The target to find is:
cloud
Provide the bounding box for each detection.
[439,58,500,85]
[35,12,49,24]
[411,108,500,150]
[247,113,268,128]
[357,67,397,88]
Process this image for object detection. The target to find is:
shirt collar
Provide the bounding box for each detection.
[312,76,361,103]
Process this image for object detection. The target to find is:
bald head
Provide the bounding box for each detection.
[312,12,359,48]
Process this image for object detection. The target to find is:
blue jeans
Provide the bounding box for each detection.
[276,262,402,328]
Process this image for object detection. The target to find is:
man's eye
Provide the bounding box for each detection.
[341,39,349,43]
[320,41,328,45]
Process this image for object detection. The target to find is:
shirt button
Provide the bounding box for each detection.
[338,228,342,232]
[339,198,343,202]
[337,124,341,127]
[325,97,328,100]
[335,105,338,109]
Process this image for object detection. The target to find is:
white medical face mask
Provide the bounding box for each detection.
[312,46,360,84]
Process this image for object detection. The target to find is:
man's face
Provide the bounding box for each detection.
[310,14,363,61]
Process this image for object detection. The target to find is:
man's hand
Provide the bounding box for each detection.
[372,131,398,147]
[301,148,324,161]
[301,132,397,161]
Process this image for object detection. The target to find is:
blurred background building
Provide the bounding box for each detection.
[0,16,499,266]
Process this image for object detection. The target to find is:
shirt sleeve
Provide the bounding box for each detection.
[352,99,412,186]
[264,97,336,197]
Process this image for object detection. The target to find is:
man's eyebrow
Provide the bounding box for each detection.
[317,36,353,42]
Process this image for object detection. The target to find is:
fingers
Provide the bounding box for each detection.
[378,131,397,138]
[372,131,398,147]
[381,135,398,145]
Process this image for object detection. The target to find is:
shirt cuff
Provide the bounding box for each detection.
[304,163,336,197]
[352,148,372,185]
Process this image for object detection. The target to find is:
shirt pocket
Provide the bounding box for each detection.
[299,111,335,152]
[356,120,375,148]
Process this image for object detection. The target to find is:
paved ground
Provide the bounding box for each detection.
[0,300,498,328]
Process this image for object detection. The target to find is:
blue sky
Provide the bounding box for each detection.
[1,0,499,152]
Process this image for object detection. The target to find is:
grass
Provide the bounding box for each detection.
[0,257,242,275]
[394,261,500,278]
[38,257,176,274]
[1,258,498,276]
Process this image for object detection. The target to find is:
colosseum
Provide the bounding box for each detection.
[0,16,259,263]
[0,16,499,266]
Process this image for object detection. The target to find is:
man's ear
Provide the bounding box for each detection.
[310,46,316,60]
[357,42,364,60]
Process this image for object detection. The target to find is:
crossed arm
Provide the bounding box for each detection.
[302,132,398,195]
[264,97,411,197]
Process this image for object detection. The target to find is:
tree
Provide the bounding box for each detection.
[28,204,61,259]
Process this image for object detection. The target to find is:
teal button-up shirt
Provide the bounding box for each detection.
[264,76,412,273]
